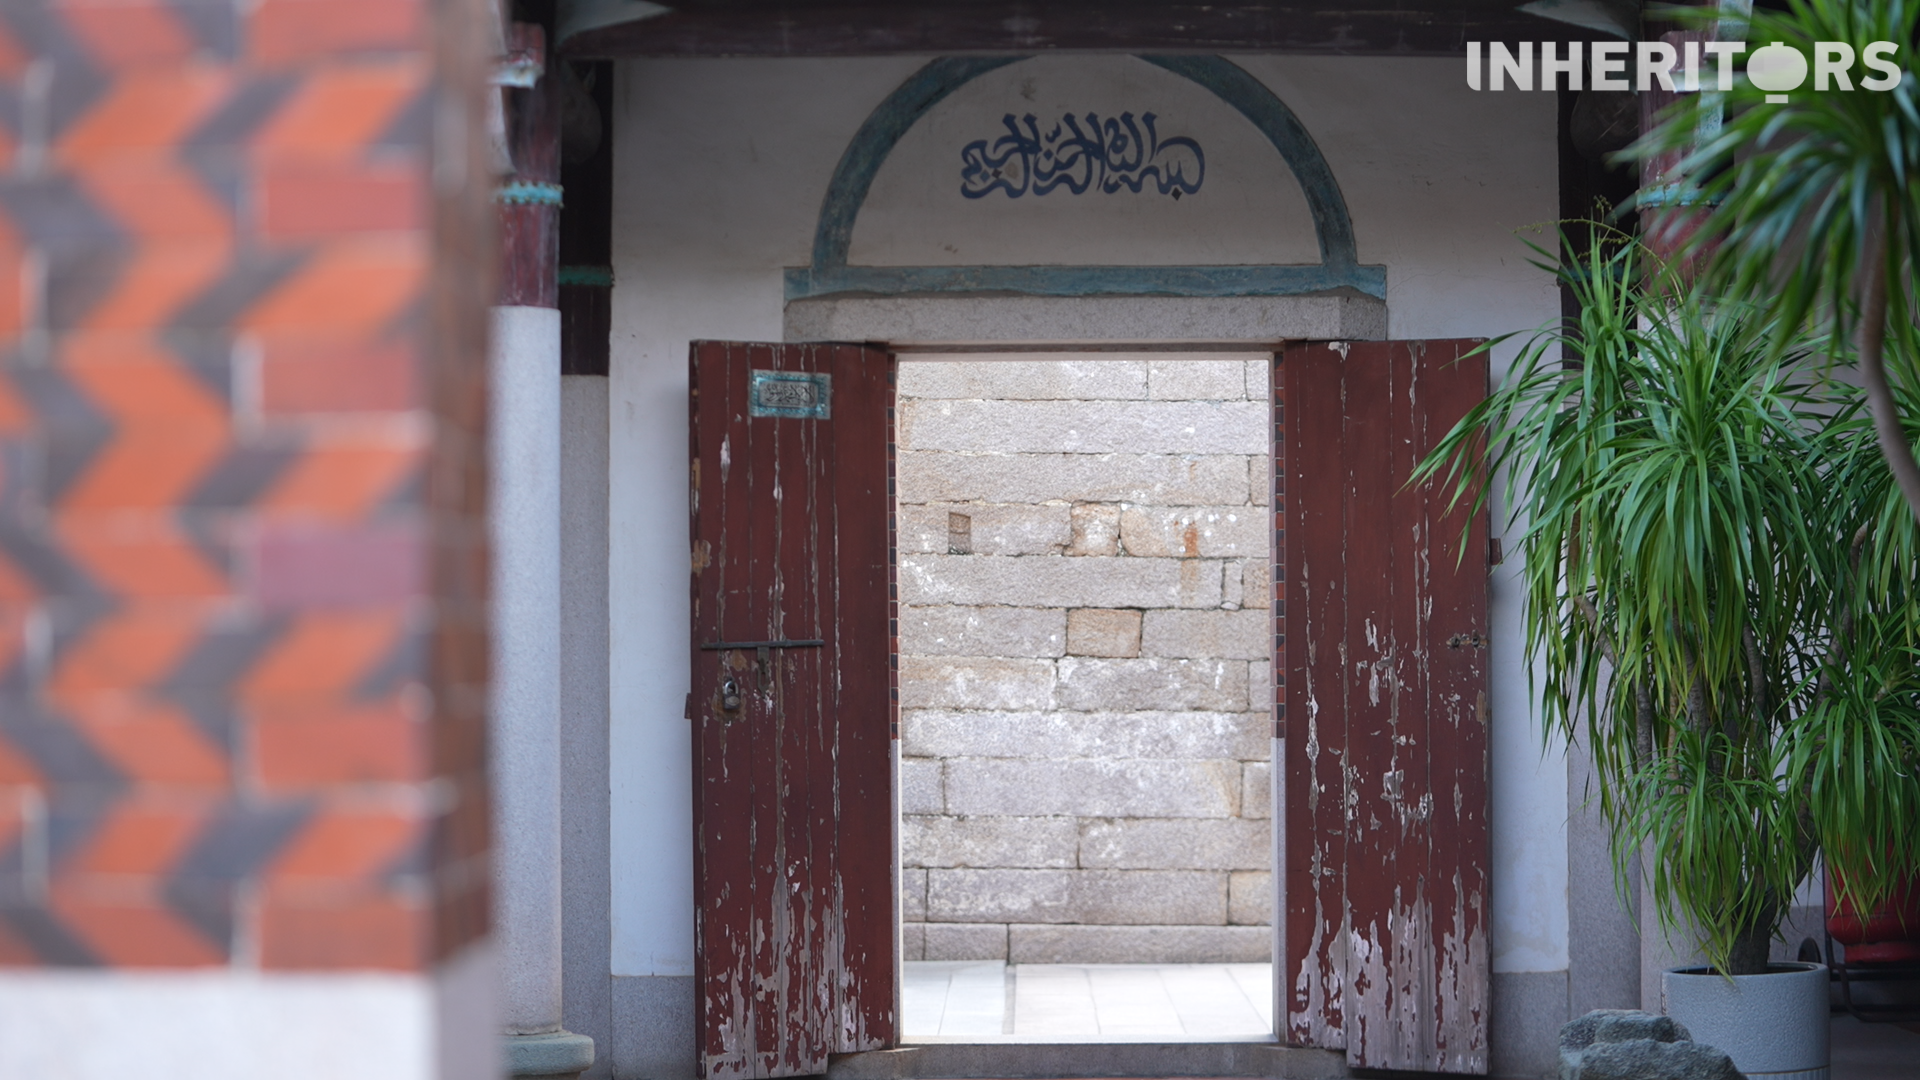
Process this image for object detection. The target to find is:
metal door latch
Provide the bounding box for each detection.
[720,676,743,711]
[1446,632,1490,650]
[702,639,825,697]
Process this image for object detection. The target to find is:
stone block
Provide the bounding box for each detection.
[903,815,1078,869]
[903,868,928,920]
[902,710,1268,762]
[1229,871,1273,925]
[945,758,1241,818]
[900,554,1223,610]
[899,656,1056,710]
[1119,506,1267,559]
[927,869,1074,923]
[901,922,926,961]
[1222,560,1244,609]
[924,923,1009,961]
[1055,657,1248,711]
[901,757,944,814]
[1249,660,1273,710]
[1008,924,1271,964]
[1246,359,1272,401]
[1066,609,1140,657]
[1242,762,1272,819]
[1141,608,1270,660]
[1179,560,1226,610]
[1069,870,1228,924]
[900,606,1066,658]
[928,869,1226,925]
[897,452,1250,506]
[899,400,1269,455]
[1250,454,1271,502]
[1243,559,1271,610]
[1079,818,1269,871]
[898,358,1147,401]
[1148,359,1249,401]
[1069,503,1119,556]
[896,503,1069,556]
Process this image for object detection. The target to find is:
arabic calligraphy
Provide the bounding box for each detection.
[960,111,1205,199]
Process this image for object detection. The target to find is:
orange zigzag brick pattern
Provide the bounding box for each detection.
[0,0,495,972]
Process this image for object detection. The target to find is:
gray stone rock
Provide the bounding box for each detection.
[1562,1039,1743,1080]
[1561,1010,1692,1050]
[1558,1010,1742,1080]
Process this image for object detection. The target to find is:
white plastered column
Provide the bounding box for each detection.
[491,305,594,1077]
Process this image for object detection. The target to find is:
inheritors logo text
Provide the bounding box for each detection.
[1467,40,1903,101]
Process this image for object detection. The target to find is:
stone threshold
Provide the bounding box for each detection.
[826,1042,1346,1080]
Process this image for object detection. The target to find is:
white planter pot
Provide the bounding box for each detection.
[1663,962,1829,1080]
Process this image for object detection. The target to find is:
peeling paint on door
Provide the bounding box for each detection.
[1282,340,1489,1073]
[691,342,896,1079]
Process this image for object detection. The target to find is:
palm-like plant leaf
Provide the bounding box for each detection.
[1415,230,1920,971]
[1633,0,1920,518]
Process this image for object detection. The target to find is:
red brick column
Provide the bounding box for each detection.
[0,0,494,991]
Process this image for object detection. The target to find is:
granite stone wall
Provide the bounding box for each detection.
[895,355,1274,964]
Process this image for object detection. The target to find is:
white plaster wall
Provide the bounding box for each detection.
[609,54,1565,981]
[609,56,926,979]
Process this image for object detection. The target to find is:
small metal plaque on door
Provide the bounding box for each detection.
[748,370,831,419]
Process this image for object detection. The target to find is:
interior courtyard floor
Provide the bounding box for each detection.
[903,961,1920,1076]
[902,961,1274,1042]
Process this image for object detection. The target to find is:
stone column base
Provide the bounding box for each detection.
[506,1031,595,1078]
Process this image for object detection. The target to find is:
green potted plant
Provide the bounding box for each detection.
[1415,232,1920,1075]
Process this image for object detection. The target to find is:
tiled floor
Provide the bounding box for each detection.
[901,961,1274,1043]
[904,962,1918,1072]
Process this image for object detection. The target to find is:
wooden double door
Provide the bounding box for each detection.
[688,340,1492,1077]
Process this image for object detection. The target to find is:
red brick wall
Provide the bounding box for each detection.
[0,0,495,971]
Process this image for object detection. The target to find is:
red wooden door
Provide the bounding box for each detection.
[689,341,895,1080]
[1281,340,1491,1072]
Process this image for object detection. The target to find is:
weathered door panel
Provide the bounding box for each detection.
[1283,343,1350,1050]
[690,341,895,1080]
[1282,340,1490,1073]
